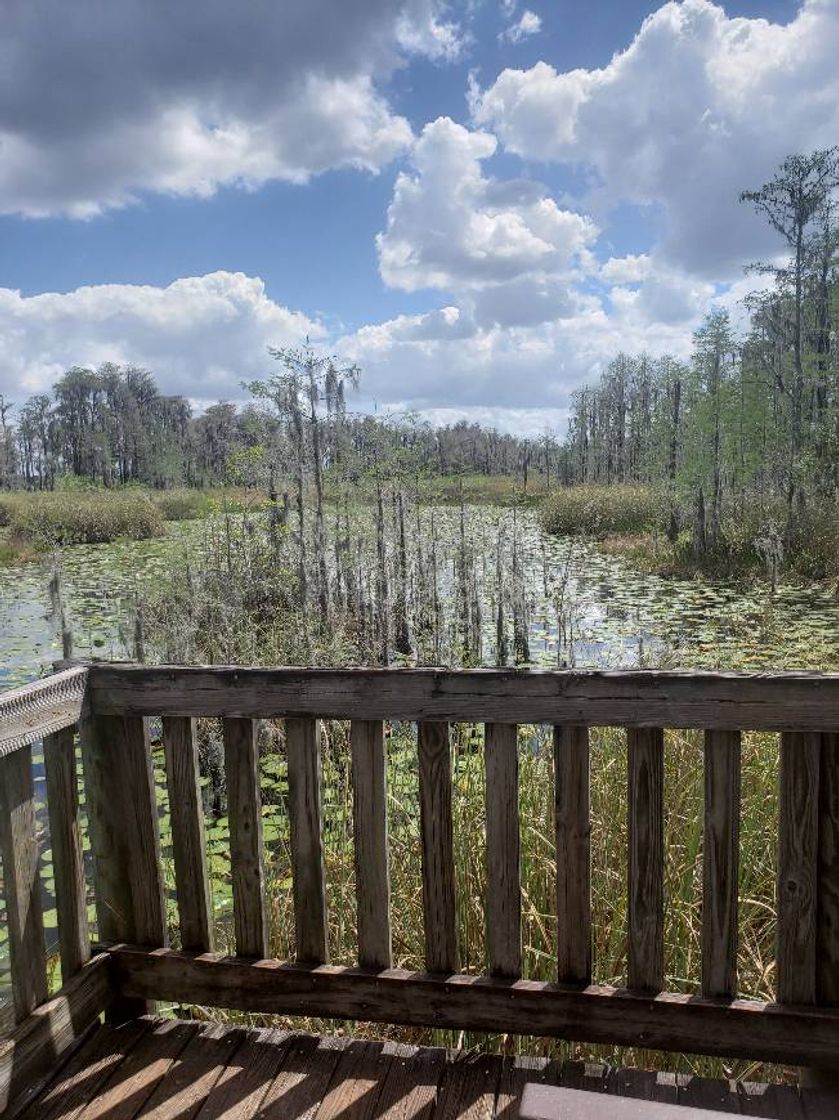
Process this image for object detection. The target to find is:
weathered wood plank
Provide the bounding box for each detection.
[25,1019,152,1120]
[88,664,839,731]
[315,1038,392,1120]
[110,945,839,1067]
[191,1027,290,1120]
[81,716,166,950]
[72,1018,199,1120]
[0,954,112,1116]
[702,729,741,999]
[628,728,664,992]
[120,717,167,947]
[555,725,591,986]
[258,1034,347,1120]
[0,746,48,1022]
[350,720,391,970]
[135,1022,245,1120]
[161,716,213,953]
[817,733,839,1006]
[373,1041,446,1119]
[223,718,268,959]
[777,731,820,1005]
[79,716,133,945]
[286,717,328,964]
[44,726,90,982]
[418,721,458,975]
[484,722,521,979]
[435,1052,500,1120]
[0,667,88,757]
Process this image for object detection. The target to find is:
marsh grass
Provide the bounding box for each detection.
[540,485,662,538]
[3,490,164,545]
[152,718,783,1082]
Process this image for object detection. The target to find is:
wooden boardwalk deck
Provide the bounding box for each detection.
[13,1017,839,1120]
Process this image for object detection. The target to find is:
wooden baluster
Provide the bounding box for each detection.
[777,731,820,1005]
[0,746,48,1021]
[555,725,591,986]
[82,715,166,953]
[778,726,823,1010]
[701,729,741,999]
[627,727,664,992]
[287,717,328,964]
[818,732,839,1004]
[418,721,457,974]
[350,720,391,970]
[223,717,267,959]
[484,722,521,978]
[162,716,214,953]
[43,725,90,982]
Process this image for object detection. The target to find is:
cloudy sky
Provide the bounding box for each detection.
[1,0,835,434]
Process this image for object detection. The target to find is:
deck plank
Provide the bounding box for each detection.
[20,1019,152,1120]
[74,1020,200,1120]
[374,1042,446,1120]
[20,1020,808,1120]
[257,1034,347,1120]
[136,1023,246,1120]
[435,1053,501,1120]
[193,1027,291,1120]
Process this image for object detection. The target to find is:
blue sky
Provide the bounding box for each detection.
[0,0,831,433]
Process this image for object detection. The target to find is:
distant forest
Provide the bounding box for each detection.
[1,149,837,531]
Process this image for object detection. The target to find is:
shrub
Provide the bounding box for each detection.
[10,491,165,545]
[151,489,209,521]
[540,484,663,537]
[0,493,20,527]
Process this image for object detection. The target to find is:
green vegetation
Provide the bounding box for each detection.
[1,489,164,547]
[540,484,662,537]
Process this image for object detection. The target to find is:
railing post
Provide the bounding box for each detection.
[80,713,166,1019]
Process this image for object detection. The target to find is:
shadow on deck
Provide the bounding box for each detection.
[16,1016,839,1120]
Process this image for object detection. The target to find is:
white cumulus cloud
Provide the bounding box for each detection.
[0,0,462,217]
[472,0,839,277]
[500,10,542,45]
[0,272,322,401]
[377,116,598,292]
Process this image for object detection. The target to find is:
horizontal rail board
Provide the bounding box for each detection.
[88,665,839,730]
[0,954,112,1114]
[109,946,839,1066]
[0,667,88,756]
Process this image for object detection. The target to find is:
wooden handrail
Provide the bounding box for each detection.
[87,663,839,729]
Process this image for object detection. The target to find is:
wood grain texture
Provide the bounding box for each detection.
[191,1027,290,1120]
[0,746,48,1021]
[555,725,591,986]
[350,720,392,970]
[0,666,88,757]
[110,945,839,1067]
[79,716,133,945]
[44,726,90,983]
[0,954,112,1116]
[223,718,268,959]
[88,664,839,731]
[161,717,213,953]
[286,717,328,965]
[628,728,664,993]
[484,723,521,979]
[817,732,839,1006]
[136,1022,245,1120]
[702,729,741,999]
[418,721,458,975]
[72,1018,199,1120]
[777,731,820,1005]
[119,716,167,947]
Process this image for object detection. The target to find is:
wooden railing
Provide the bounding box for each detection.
[3,663,839,1109]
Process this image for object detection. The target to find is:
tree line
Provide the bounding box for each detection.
[565,148,839,551]
[0,360,555,493]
